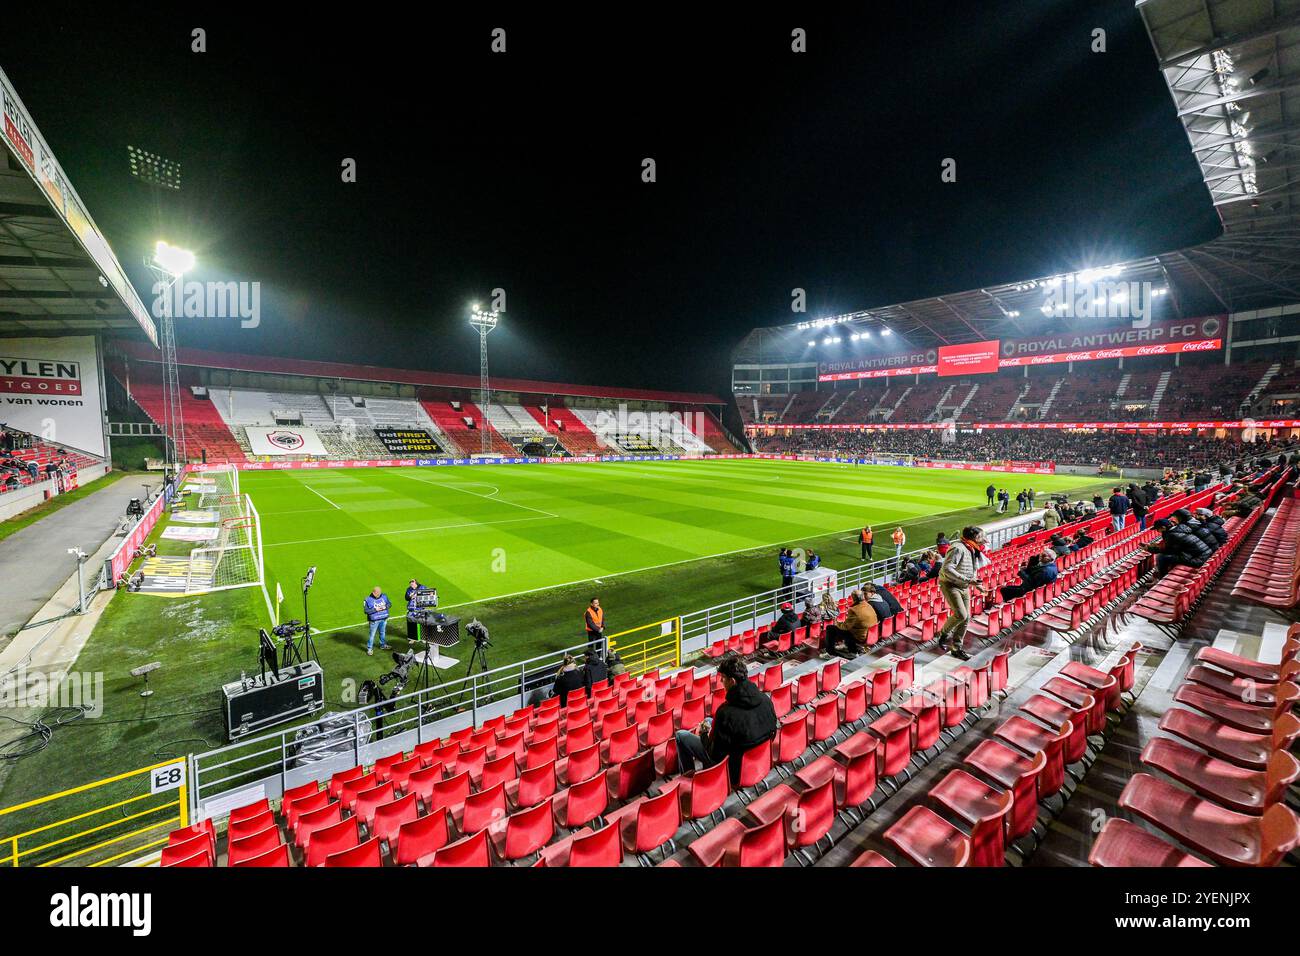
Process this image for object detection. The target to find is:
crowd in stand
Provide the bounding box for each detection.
[0,424,80,493]
[750,429,1300,470]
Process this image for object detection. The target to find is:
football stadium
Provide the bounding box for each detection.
[0,0,1297,930]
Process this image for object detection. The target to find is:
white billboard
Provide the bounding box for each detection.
[246,426,328,456]
[0,335,105,457]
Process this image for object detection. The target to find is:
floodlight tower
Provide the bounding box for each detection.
[146,241,196,469]
[469,304,501,455]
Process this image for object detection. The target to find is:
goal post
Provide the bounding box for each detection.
[186,493,264,594]
[197,464,239,510]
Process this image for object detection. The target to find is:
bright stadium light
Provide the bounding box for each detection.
[152,240,195,278]
[469,305,502,455]
[881,327,892,336]
[807,339,817,347]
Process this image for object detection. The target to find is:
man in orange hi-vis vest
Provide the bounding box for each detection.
[860,526,873,561]
[584,597,606,653]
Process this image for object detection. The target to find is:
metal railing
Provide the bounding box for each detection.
[188,625,679,819]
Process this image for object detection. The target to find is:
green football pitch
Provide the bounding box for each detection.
[247,458,1100,635]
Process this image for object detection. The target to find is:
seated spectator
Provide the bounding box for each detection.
[552,654,586,705]
[824,589,875,658]
[1000,554,1043,602]
[1195,508,1228,546]
[1049,533,1073,557]
[1073,529,1094,548]
[935,532,950,556]
[1174,507,1221,553]
[1145,517,1213,575]
[770,601,801,639]
[873,581,903,618]
[675,653,777,784]
[582,650,610,694]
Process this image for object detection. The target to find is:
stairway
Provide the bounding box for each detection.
[1114,372,1132,399]
[1037,378,1065,420]
[951,383,980,421]
[779,394,797,421]
[883,386,912,421]
[1239,362,1281,416]
[1148,370,1173,417]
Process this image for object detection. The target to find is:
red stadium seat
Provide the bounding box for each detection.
[230,844,291,868]
[883,805,971,867]
[394,811,450,867]
[371,792,419,848]
[227,826,282,867]
[305,817,359,867]
[294,802,342,849]
[423,829,491,867]
[554,773,610,830]
[161,833,214,867]
[928,769,1013,867]
[492,798,556,861]
[1088,818,1211,868]
[1140,738,1300,815]
[324,837,382,868]
[679,759,730,825]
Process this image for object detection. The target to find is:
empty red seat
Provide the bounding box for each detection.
[324,837,382,867]
[869,711,915,779]
[619,785,682,856]
[228,808,277,843]
[339,772,380,812]
[457,782,508,836]
[724,816,786,867]
[294,802,342,849]
[1088,818,1211,868]
[679,759,730,824]
[883,805,971,867]
[227,826,282,867]
[230,844,290,867]
[1159,707,1300,771]
[393,811,449,866]
[1140,738,1299,815]
[566,823,624,867]
[161,832,214,867]
[229,797,271,827]
[608,750,656,802]
[351,781,395,828]
[1118,772,1300,866]
[554,771,611,830]
[928,769,1013,867]
[493,798,556,861]
[305,817,359,867]
[424,829,491,867]
[371,792,419,847]
[851,849,896,867]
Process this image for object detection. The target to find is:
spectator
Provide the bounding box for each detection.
[1174,507,1220,553]
[935,525,994,660]
[860,525,874,561]
[1128,482,1149,531]
[935,531,950,556]
[891,527,906,564]
[986,483,996,507]
[806,549,820,571]
[1145,517,1213,575]
[824,589,876,657]
[552,654,586,705]
[1000,553,1054,602]
[675,654,777,784]
[1042,503,1060,529]
[1073,529,1094,548]
[1049,533,1073,557]
[582,650,610,695]
[1195,508,1229,546]
[874,581,903,618]
[1016,490,1027,514]
[770,601,801,640]
[1107,486,1130,534]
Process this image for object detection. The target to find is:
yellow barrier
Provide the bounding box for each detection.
[0,759,188,867]
[606,617,681,677]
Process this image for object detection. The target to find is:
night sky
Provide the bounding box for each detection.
[0,2,1220,397]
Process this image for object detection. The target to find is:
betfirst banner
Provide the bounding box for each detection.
[819,316,1224,382]
[0,336,105,457]
[938,340,1000,376]
[246,426,329,456]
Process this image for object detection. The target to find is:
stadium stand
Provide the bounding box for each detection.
[420,399,519,456]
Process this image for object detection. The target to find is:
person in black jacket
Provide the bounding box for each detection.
[1173,507,1221,554]
[1127,483,1149,530]
[770,602,801,639]
[1195,508,1229,546]
[581,650,610,694]
[551,654,586,705]
[874,582,903,618]
[675,654,777,784]
[1146,517,1213,575]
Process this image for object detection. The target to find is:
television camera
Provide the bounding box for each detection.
[358,648,435,735]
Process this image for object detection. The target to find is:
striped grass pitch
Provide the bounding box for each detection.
[242,458,1098,631]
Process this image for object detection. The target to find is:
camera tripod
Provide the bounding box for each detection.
[450,637,492,707]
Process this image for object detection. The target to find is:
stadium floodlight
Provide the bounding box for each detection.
[152,241,195,279]
[807,340,817,347]
[469,306,502,455]
[146,241,196,471]
[881,327,892,336]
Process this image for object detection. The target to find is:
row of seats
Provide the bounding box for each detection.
[1091,625,1300,867]
[1230,494,1300,608]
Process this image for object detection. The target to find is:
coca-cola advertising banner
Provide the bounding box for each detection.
[819,316,1225,382]
[747,418,1300,431]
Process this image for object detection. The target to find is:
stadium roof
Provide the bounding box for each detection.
[736,0,1300,362]
[111,340,725,406]
[0,67,158,344]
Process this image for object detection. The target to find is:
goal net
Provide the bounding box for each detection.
[196,464,240,510]
[186,493,264,594]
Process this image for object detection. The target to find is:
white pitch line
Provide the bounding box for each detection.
[265,514,552,548]
[303,485,342,510]
[394,471,559,518]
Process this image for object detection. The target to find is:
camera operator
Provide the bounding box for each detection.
[552,653,586,705]
[363,585,392,656]
[404,579,422,608]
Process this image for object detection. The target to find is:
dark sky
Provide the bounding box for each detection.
[0,1,1220,397]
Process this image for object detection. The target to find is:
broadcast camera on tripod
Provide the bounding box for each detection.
[358,648,435,736]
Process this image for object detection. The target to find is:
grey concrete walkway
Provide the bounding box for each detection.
[0,474,154,638]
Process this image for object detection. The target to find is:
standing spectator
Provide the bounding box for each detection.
[675,654,777,784]
[1016,490,1027,514]
[552,654,586,705]
[363,586,392,655]
[778,549,795,597]
[985,483,996,507]
[891,526,906,566]
[1127,483,1149,531]
[860,525,873,561]
[1042,503,1060,529]
[935,526,994,660]
[584,597,607,653]
[1107,486,1130,534]
[935,531,950,557]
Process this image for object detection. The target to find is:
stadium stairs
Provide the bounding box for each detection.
[156,471,1299,868]
[420,400,517,456]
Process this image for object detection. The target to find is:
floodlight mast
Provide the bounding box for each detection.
[146,241,196,471]
[469,305,501,455]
